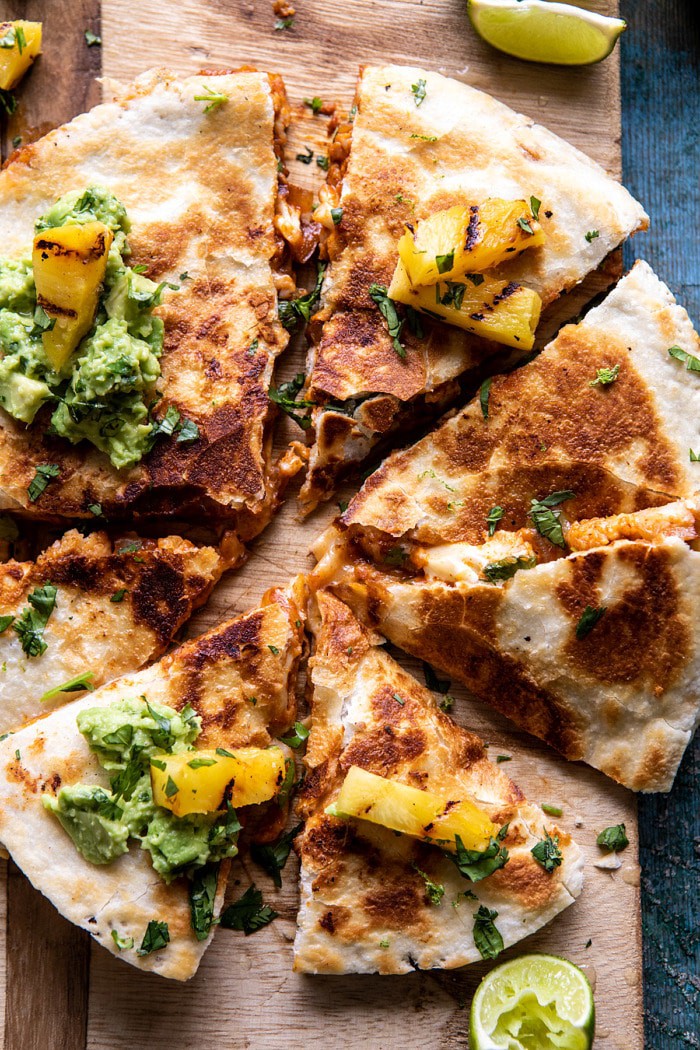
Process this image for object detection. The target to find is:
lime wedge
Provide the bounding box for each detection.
[470,953,595,1050]
[468,0,626,65]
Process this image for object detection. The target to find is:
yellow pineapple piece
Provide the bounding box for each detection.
[150,747,287,817]
[399,198,545,286]
[32,221,113,371]
[331,765,496,852]
[388,258,541,350]
[0,21,42,91]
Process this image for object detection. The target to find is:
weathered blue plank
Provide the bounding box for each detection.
[620,3,700,1047]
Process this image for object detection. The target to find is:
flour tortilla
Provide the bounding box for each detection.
[312,499,700,792]
[0,528,222,734]
[293,590,583,974]
[0,68,300,532]
[300,64,648,508]
[344,261,700,544]
[0,579,306,979]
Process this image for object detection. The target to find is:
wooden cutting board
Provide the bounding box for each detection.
[0,1,645,1047]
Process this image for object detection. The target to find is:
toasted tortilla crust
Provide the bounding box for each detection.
[300,64,648,507]
[344,262,700,545]
[0,69,298,528]
[0,578,305,980]
[0,529,222,733]
[312,523,700,792]
[293,591,582,975]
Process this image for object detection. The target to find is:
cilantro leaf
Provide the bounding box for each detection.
[41,671,95,702]
[413,865,444,905]
[84,29,101,46]
[251,823,303,888]
[529,490,575,548]
[668,345,700,372]
[219,884,278,935]
[483,556,537,584]
[531,829,563,873]
[473,906,504,960]
[269,373,313,430]
[486,505,504,536]
[111,929,134,951]
[136,920,170,955]
[0,615,14,633]
[368,284,406,359]
[28,464,60,503]
[576,604,607,640]
[110,588,128,603]
[304,96,323,115]
[597,823,629,853]
[585,230,600,243]
[193,84,229,114]
[479,378,492,420]
[590,364,620,387]
[278,262,326,332]
[530,196,541,221]
[13,583,58,657]
[411,78,427,106]
[517,217,534,235]
[189,863,219,941]
[445,830,509,883]
[279,721,309,749]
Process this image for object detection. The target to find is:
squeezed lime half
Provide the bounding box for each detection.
[467,0,626,66]
[470,953,595,1049]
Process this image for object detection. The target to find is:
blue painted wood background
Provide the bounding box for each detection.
[620,2,700,1046]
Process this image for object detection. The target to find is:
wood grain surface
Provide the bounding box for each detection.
[0,0,652,1047]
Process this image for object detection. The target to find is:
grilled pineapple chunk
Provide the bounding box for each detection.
[332,765,496,852]
[399,199,545,286]
[389,258,541,350]
[0,21,42,91]
[32,221,113,371]
[150,747,286,817]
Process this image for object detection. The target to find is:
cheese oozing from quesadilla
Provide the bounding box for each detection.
[299,63,648,509]
[0,68,303,534]
[293,591,583,974]
[0,528,222,734]
[0,578,305,980]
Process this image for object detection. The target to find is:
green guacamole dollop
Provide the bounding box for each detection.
[43,696,240,880]
[0,187,172,470]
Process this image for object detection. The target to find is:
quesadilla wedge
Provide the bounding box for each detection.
[312,499,700,793]
[342,261,700,543]
[0,578,305,980]
[299,63,648,509]
[0,68,303,534]
[293,590,583,974]
[0,528,223,734]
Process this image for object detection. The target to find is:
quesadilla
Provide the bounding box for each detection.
[311,263,700,791]
[0,578,306,980]
[299,63,648,509]
[0,528,222,734]
[313,499,700,793]
[0,68,303,534]
[294,590,583,974]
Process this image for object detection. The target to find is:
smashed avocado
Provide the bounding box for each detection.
[43,696,240,880]
[0,187,173,469]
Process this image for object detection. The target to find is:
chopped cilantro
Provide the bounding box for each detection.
[531,829,563,873]
[436,252,454,274]
[84,29,101,46]
[668,345,700,372]
[411,78,427,106]
[585,230,600,243]
[220,884,278,934]
[274,16,294,29]
[575,604,607,640]
[316,154,330,170]
[269,372,314,430]
[136,920,170,956]
[111,929,134,951]
[304,96,323,115]
[296,146,314,164]
[473,906,503,960]
[597,824,629,853]
[279,721,309,749]
[529,490,575,548]
[28,464,60,503]
[530,196,541,221]
[590,364,620,387]
[479,378,492,420]
[13,583,58,658]
[517,217,534,235]
[251,823,303,888]
[110,588,128,603]
[413,865,444,905]
[189,863,219,941]
[368,284,405,359]
[445,827,509,883]
[331,207,343,225]
[41,671,95,702]
[486,505,504,536]
[193,84,229,114]
[483,556,537,584]
[410,133,437,142]
[278,262,326,332]
[0,615,14,633]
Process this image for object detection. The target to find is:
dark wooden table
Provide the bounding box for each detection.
[620,2,700,1046]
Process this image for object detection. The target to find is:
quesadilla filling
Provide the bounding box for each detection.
[43,697,244,882]
[0,187,177,469]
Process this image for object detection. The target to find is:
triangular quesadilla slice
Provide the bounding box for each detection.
[313,499,700,792]
[299,64,647,509]
[343,261,700,542]
[0,528,222,734]
[0,579,305,980]
[294,590,583,974]
[0,68,302,535]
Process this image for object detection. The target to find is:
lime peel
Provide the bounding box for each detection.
[467,0,626,66]
[470,952,595,1050]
